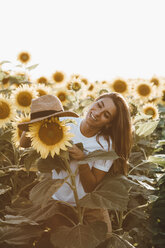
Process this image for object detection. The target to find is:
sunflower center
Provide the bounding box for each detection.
[137,84,151,96]
[38,77,48,84]
[20,53,29,62]
[53,72,64,83]
[162,91,165,101]
[144,108,155,116]
[113,80,127,93]
[2,77,10,85]
[38,90,46,96]
[81,79,88,85]
[39,122,63,146]
[0,101,10,119]
[17,92,32,107]
[72,82,81,91]
[150,78,159,86]
[58,92,66,102]
[88,84,94,91]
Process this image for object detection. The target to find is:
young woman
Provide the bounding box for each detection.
[0,93,132,247]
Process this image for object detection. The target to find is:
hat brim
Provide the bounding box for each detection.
[18,111,79,131]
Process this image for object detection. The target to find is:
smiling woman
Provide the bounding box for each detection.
[0,92,133,247]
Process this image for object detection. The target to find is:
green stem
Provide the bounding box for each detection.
[64,158,83,224]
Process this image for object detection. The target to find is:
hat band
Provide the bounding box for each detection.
[31,110,61,120]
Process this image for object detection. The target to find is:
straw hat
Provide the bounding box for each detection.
[18,94,79,131]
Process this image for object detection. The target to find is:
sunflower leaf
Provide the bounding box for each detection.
[79,175,134,211]
[148,154,165,166]
[135,120,159,137]
[78,150,119,164]
[26,64,39,71]
[0,60,11,65]
[29,178,67,206]
[50,221,107,248]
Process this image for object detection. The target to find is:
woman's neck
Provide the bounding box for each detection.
[80,120,99,137]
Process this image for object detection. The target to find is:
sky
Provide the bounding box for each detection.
[1,0,165,82]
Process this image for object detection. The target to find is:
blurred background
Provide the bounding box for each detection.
[1,0,165,82]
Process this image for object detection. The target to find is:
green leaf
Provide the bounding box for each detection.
[36,155,67,173]
[26,64,39,70]
[0,215,38,226]
[50,221,107,248]
[78,150,119,164]
[79,175,134,211]
[128,175,154,183]
[106,234,136,248]
[0,184,12,195]
[29,178,66,206]
[0,225,43,245]
[135,120,159,137]
[0,60,11,65]
[148,154,165,166]
[23,149,40,171]
[157,139,165,147]
[41,178,68,208]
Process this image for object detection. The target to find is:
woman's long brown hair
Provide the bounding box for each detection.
[96,92,133,175]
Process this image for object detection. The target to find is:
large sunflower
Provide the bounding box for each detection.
[11,85,38,112]
[28,117,74,158]
[12,114,30,147]
[0,95,15,128]
[17,51,31,64]
[142,103,159,120]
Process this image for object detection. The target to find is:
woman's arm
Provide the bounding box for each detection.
[69,145,107,193]
[20,131,31,148]
[79,165,106,193]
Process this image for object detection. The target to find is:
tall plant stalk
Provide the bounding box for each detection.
[64,158,83,224]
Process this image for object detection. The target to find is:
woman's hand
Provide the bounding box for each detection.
[68,144,85,160]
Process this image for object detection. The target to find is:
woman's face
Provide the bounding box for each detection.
[85,97,117,131]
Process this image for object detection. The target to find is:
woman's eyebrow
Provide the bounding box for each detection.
[100,100,104,107]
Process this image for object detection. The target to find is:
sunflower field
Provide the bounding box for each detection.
[0,53,165,248]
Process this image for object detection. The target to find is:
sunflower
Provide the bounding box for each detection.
[1,77,10,89]
[87,83,95,92]
[35,84,51,97]
[70,74,80,80]
[81,77,89,86]
[159,89,165,105]
[134,80,154,100]
[142,103,159,120]
[27,117,74,158]
[17,51,31,64]
[150,76,160,87]
[70,78,83,92]
[52,71,66,84]
[11,85,38,112]
[12,114,30,147]
[109,78,129,95]
[54,89,70,106]
[36,76,49,85]
[0,71,10,89]
[0,95,15,128]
